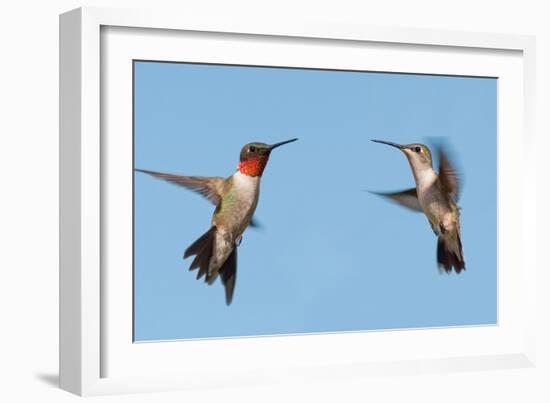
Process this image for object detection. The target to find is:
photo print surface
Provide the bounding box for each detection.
[133,61,497,341]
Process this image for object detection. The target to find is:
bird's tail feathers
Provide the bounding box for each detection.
[185,226,216,282]
[437,230,465,274]
[183,226,238,305]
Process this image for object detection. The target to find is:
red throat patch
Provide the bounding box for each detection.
[237,155,269,177]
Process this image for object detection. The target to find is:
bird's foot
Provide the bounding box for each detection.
[235,235,243,247]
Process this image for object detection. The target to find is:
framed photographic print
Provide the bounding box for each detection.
[60,7,537,396]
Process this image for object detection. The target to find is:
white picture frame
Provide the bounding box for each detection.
[59,6,537,396]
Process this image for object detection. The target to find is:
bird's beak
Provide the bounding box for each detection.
[371,139,404,150]
[268,138,298,151]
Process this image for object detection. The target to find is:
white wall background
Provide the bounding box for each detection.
[0,0,548,402]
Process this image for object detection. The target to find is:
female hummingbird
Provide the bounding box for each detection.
[136,138,298,305]
[371,139,465,273]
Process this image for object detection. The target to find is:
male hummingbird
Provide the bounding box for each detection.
[136,138,298,305]
[371,139,465,273]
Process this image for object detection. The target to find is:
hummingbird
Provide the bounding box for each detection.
[135,138,298,305]
[370,139,465,273]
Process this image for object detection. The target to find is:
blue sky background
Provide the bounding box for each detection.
[133,61,497,341]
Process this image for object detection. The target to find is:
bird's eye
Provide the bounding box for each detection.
[249,146,256,153]
[414,146,421,153]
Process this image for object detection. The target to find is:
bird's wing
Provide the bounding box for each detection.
[135,168,225,205]
[370,188,422,212]
[249,217,261,228]
[437,147,461,201]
